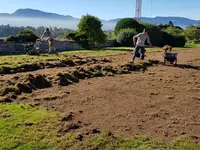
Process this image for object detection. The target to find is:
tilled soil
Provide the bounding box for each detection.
[7,48,200,141]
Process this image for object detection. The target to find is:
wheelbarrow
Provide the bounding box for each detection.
[163,53,178,65]
[23,39,42,56]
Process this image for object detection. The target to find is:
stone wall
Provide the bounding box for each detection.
[95,40,117,48]
[0,40,117,54]
[0,42,24,54]
[0,41,84,54]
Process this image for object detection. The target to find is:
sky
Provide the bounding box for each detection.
[0,0,200,20]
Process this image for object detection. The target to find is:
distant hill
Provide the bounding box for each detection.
[8,8,76,20]
[108,17,199,29]
[0,8,199,30]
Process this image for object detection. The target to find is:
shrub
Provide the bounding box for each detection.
[77,40,90,49]
[141,22,163,46]
[17,30,38,42]
[192,39,198,44]
[74,33,88,41]
[161,31,185,47]
[161,31,173,46]
[66,32,77,40]
[116,28,137,46]
[114,18,140,35]
[6,35,19,42]
[172,35,186,47]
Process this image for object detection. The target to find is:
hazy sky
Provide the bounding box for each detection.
[0,0,200,20]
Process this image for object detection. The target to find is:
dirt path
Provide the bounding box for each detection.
[11,48,200,141]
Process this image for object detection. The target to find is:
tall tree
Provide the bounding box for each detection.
[77,14,106,45]
[185,25,200,40]
[169,21,174,27]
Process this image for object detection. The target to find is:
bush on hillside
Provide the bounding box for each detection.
[116,28,137,46]
[114,18,140,35]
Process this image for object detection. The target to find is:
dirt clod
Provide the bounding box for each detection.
[91,129,101,134]
[0,97,13,103]
[62,113,73,122]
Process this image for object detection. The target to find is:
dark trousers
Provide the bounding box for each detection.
[132,46,145,61]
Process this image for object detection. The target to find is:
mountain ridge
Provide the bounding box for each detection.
[0,8,198,30]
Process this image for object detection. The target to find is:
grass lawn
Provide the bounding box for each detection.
[0,103,76,150]
[184,43,200,48]
[0,103,199,150]
[0,50,127,70]
[0,44,199,70]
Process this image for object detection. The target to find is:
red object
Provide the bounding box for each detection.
[135,0,142,22]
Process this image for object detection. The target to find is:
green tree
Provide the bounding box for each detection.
[105,31,113,40]
[114,18,140,35]
[17,30,38,42]
[77,14,106,45]
[163,27,184,36]
[169,21,174,27]
[184,25,200,41]
[66,32,77,40]
[116,28,137,46]
[0,25,73,38]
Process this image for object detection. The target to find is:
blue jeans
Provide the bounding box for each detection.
[132,46,145,61]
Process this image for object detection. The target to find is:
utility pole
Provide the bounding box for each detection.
[135,0,142,22]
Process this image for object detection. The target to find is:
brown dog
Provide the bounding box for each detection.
[163,45,172,53]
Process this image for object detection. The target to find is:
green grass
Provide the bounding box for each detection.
[0,103,76,150]
[184,44,200,48]
[62,50,127,57]
[0,50,126,69]
[0,103,199,150]
[0,44,199,71]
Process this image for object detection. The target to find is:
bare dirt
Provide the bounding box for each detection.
[6,48,200,142]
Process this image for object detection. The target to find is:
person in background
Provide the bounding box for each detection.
[40,28,57,55]
[132,29,152,62]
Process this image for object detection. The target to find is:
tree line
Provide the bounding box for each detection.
[0,25,73,37]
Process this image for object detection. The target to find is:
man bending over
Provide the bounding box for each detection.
[40,28,57,55]
[133,29,152,62]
